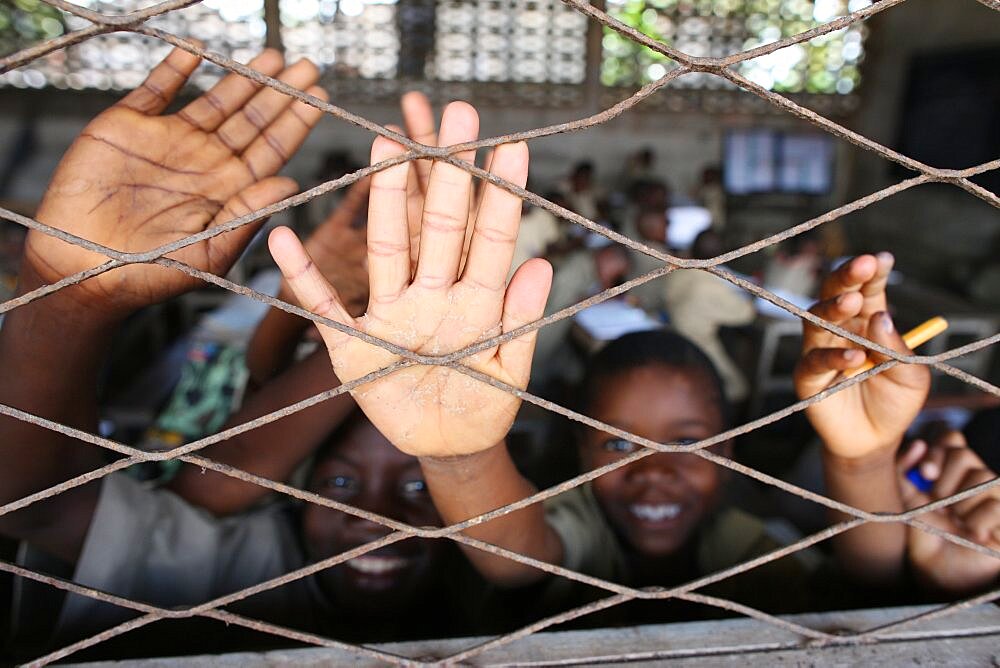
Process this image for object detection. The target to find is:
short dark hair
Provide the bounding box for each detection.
[578,329,730,429]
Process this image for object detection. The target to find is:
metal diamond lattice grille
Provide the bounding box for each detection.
[0,0,998,665]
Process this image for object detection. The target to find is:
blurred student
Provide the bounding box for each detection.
[660,230,755,402]
[531,239,628,386]
[558,160,602,223]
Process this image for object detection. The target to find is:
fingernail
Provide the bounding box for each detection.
[881,312,894,334]
[920,461,939,480]
[842,349,862,363]
[877,251,894,264]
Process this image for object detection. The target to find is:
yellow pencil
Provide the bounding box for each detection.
[844,316,949,379]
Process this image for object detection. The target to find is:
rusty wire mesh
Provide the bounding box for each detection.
[1,0,999,665]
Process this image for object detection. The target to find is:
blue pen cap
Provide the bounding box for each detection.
[906,467,934,494]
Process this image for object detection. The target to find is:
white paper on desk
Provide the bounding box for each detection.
[574,300,661,341]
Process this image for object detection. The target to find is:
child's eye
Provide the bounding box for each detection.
[603,439,638,454]
[323,475,358,493]
[401,479,428,496]
[675,437,699,446]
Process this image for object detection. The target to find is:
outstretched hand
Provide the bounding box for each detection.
[795,254,930,461]
[897,431,1000,594]
[269,102,552,458]
[25,47,326,317]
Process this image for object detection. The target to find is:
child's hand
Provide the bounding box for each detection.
[24,48,325,318]
[269,102,552,458]
[897,431,1000,594]
[795,253,930,461]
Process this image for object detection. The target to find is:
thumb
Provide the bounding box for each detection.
[268,226,354,352]
[906,497,952,567]
[498,258,553,389]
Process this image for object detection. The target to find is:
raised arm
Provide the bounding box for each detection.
[794,253,930,585]
[269,101,562,586]
[0,48,324,562]
[174,179,373,517]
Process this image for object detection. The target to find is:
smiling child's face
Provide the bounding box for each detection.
[301,419,443,614]
[580,365,728,558]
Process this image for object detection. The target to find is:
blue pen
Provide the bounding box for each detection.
[906,467,933,494]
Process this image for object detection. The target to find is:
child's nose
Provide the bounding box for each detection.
[630,454,680,482]
[347,487,399,525]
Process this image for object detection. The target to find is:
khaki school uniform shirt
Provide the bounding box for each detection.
[16,474,325,648]
[543,484,817,615]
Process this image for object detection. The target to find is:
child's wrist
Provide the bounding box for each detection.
[419,442,508,481]
[822,444,898,475]
[15,262,123,329]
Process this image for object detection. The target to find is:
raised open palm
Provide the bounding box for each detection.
[795,253,931,460]
[269,102,552,457]
[25,47,325,316]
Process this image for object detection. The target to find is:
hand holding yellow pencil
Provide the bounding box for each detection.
[844,316,948,379]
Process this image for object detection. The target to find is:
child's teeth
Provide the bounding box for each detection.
[630,503,681,521]
[345,556,408,574]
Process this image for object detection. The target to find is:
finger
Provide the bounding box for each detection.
[919,444,947,482]
[206,176,299,271]
[394,121,426,268]
[461,142,529,292]
[367,133,412,306]
[498,258,553,388]
[401,91,437,196]
[268,226,354,347]
[119,47,200,115]
[794,346,866,397]
[460,148,494,276]
[819,254,878,302]
[898,439,929,476]
[414,101,479,290]
[216,59,321,154]
[858,251,894,318]
[951,469,998,516]
[907,502,951,564]
[961,497,1000,545]
[918,430,968,480]
[863,311,930,391]
[802,291,864,353]
[933,447,990,501]
[932,429,968,449]
[242,85,327,179]
[178,49,284,131]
